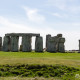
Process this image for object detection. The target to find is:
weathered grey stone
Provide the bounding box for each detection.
[48,37,57,52]
[3,36,10,51]
[79,40,80,52]
[46,35,57,52]
[54,36,59,52]
[5,33,40,37]
[58,38,65,52]
[35,36,43,52]
[0,37,2,51]
[22,36,31,52]
[57,34,62,38]
[11,36,19,52]
[46,34,51,52]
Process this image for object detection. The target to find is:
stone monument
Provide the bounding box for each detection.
[3,36,11,51]
[3,33,41,52]
[0,37,2,51]
[35,36,43,52]
[46,34,65,53]
[58,37,65,52]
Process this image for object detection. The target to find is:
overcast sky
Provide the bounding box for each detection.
[0,0,80,50]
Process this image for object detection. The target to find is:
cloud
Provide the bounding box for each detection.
[46,0,67,10]
[51,13,68,18]
[47,0,80,13]
[0,16,40,36]
[22,6,45,23]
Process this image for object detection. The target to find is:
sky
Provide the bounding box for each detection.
[0,0,80,50]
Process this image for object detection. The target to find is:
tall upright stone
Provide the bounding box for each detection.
[79,40,80,52]
[56,34,62,52]
[0,37,2,51]
[48,37,57,52]
[46,34,51,52]
[22,35,31,52]
[58,38,65,52]
[3,36,10,51]
[35,36,43,52]
[54,36,59,52]
[11,36,19,52]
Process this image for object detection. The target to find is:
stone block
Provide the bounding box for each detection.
[0,37,2,51]
[58,38,65,52]
[35,36,43,52]
[3,36,10,51]
[11,36,19,52]
[22,36,31,52]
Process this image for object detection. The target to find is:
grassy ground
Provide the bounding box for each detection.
[0,51,80,68]
[0,77,60,80]
[0,51,80,80]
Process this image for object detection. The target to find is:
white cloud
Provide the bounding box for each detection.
[47,0,67,10]
[22,6,45,23]
[51,13,68,18]
[0,16,40,36]
[47,0,80,13]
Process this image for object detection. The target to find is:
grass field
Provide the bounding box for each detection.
[0,51,80,80]
[0,51,80,68]
[0,77,60,80]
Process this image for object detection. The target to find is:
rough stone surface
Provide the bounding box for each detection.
[5,33,40,37]
[3,36,10,51]
[46,35,57,52]
[48,37,57,52]
[46,34,51,52]
[54,36,59,52]
[0,37,2,51]
[35,36,43,52]
[79,40,80,52]
[11,36,19,52]
[57,34,62,38]
[58,38,65,52]
[22,36,31,52]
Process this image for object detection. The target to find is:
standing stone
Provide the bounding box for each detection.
[56,34,62,52]
[57,34,62,38]
[3,36,11,51]
[35,36,43,52]
[58,38,65,52]
[0,37,2,51]
[11,36,19,52]
[48,37,57,52]
[22,35,31,52]
[46,34,51,52]
[54,36,59,52]
[79,40,80,52]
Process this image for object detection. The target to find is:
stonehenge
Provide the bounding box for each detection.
[22,35,31,52]
[79,40,80,53]
[3,33,42,52]
[46,34,65,52]
[1,33,66,52]
[0,37,2,51]
[3,36,11,51]
[11,36,19,52]
[35,36,43,52]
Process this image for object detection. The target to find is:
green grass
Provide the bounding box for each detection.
[0,64,79,80]
[0,51,80,80]
[0,77,60,80]
[0,51,80,68]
